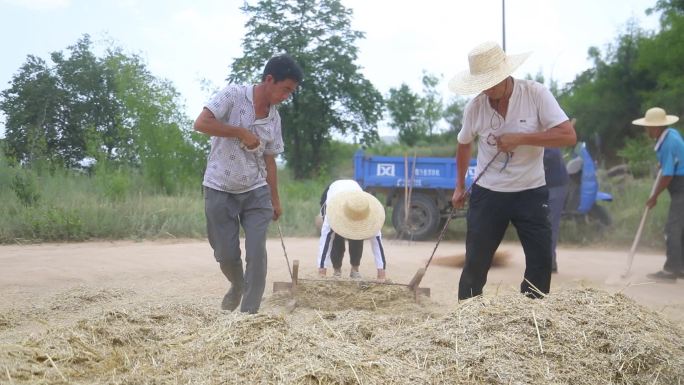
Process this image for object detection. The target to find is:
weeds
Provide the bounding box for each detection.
[0,159,670,250]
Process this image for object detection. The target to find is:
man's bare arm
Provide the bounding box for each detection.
[451,142,472,208]
[497,120,577,152]
[193,108,260,148]
[646,175,673,209]
[264,154,282,220]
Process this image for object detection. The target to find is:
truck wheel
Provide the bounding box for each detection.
[588,204,612,227]
[392,192,440,240]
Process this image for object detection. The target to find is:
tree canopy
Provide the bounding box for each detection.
[386,84,427,146]
[558,0,684,161]
[0,35,206,192]
[2,0,683,184]
[229,0,384,178]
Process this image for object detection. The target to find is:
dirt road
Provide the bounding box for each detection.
[1,238,683,327]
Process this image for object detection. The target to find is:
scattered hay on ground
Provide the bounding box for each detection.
[1,288,683,384]
[50,286,133,311]
[0,312,16,331]
[266,279,430,311]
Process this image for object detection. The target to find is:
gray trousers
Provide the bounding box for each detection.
[204,185,273,313]
[547,184,568,270]
[664,177,684,273]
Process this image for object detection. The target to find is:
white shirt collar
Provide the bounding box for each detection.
[246,85,254,102]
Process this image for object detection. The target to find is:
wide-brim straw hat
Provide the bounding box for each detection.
[448,41,531,95]
[632,107,679,126]
[327,191,385,240]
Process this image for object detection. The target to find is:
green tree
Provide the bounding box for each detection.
[639,0,684,112]
[524,70,561,97]
[52,36,129,167]
[108,48,205,193]
[556,2,684,164]
[229,0,384,179]
[0,55,61,168]
[386,84,427,146]
[442,96,468,134]
[558,20,650,158]
[649,0,684,22]
[0,35,207,192]
[421,71,443,136]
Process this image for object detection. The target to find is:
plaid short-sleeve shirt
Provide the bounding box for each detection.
[202,84,285,194]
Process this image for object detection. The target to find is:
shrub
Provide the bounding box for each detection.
[22,206,85,241]
[10,172,41,207]
[617,135,653,177]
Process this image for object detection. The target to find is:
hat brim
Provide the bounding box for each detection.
[448,51,531,95]
[327,191,385,240]
[632,115,679,126]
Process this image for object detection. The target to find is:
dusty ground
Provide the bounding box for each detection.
[1,237,683,336]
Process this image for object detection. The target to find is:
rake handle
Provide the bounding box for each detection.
[622,169,662,277]
[424,152,502,272]
[277,222,293,279]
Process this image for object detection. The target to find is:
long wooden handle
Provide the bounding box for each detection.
[622,169,662,277]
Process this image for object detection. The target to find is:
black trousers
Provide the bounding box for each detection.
[330,234,363,269]
[664,176,684,273]
[458,185,552,300]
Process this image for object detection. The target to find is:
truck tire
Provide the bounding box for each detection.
[392,192,441,240]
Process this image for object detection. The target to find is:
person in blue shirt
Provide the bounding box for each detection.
[632,107,684,281]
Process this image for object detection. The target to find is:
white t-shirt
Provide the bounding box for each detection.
[317,180,386,270]
[202,84,284,194]
[457,79,568,192]
[324,179,362,202]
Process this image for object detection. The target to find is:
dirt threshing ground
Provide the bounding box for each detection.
[1,238,683,384]
[2,238,682,326]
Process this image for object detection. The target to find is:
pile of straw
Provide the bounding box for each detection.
[1,287,683,384]
[267,279,427,311]
[0,312,16,331]
[49,287,131,312]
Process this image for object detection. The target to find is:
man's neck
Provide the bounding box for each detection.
[252,83,271,117]
[494,77,513,101]
[654,127,669,151]
[488,77,513,116]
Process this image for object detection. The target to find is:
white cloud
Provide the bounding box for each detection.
[1,0,70,10]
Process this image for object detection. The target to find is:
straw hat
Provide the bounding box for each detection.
[631,107,679,127]
[326,191,385,240]
[448,41,531,95]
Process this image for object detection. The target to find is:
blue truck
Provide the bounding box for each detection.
[353,142,612,240]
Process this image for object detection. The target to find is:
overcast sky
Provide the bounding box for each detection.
[0,0,661,137]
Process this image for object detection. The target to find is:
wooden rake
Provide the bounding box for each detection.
[407,151,503,293]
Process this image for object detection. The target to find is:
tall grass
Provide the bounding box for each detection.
[0,169,206,243]
[276,172,328,237]
[0,153,671,252]
[0,165,334,243]
[590,175,669,249]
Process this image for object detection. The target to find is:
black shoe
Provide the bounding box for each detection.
[221,286,242,311]
[646,270,678,282]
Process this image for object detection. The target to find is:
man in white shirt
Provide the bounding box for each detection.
[449,42,576,300]
[194,54,302,313]
[317,179,387,280]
